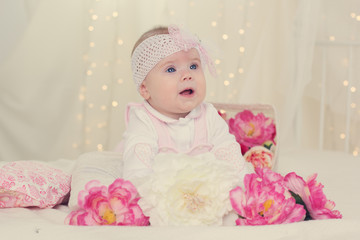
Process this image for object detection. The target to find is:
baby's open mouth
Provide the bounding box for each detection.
[179,88,194,95]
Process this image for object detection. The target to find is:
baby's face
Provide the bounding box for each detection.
[139,48,206,119]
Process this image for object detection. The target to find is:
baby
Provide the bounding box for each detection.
[122,25,247,182]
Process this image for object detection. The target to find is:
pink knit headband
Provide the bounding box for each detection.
[131,25,216,90]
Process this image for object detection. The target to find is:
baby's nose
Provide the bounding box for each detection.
[183,75,192,81]
[181,69,192,81]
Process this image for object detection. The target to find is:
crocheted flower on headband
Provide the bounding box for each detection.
[131,25,216,90]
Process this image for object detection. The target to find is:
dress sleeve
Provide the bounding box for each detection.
[206,103,250,180]
[122,106,158,182]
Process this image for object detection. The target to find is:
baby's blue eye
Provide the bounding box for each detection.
[166,67,176,73]
[190,64,197,70]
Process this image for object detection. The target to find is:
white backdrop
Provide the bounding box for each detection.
[0,0,359,161]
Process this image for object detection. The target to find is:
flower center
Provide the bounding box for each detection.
[183,192,206,212]
[246,122,255,136]
[259,199,273,216]
[102,208,116,224]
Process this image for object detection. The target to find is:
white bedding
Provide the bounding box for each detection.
[1,149,360,240]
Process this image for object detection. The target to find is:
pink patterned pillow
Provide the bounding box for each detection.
[0,161,71,208]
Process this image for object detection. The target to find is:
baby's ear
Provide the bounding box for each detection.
[139,82,150,100]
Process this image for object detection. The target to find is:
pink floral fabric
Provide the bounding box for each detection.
[65,178,149,226]
[0,161,71,208]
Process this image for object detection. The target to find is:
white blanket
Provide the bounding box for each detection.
[1,149,359,240]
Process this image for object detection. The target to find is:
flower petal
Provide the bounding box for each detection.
[229,187,246,217]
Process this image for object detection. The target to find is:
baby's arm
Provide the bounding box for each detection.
[122,106,158,182]
[206,103,249,179]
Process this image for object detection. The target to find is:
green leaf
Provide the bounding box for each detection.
[289,190,312,221]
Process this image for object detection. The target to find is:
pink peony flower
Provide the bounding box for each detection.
[284,172,342,220]
[65,178,149,226]
[230,168,306,225]
[243,146,274,169]
[228,110,276,154]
